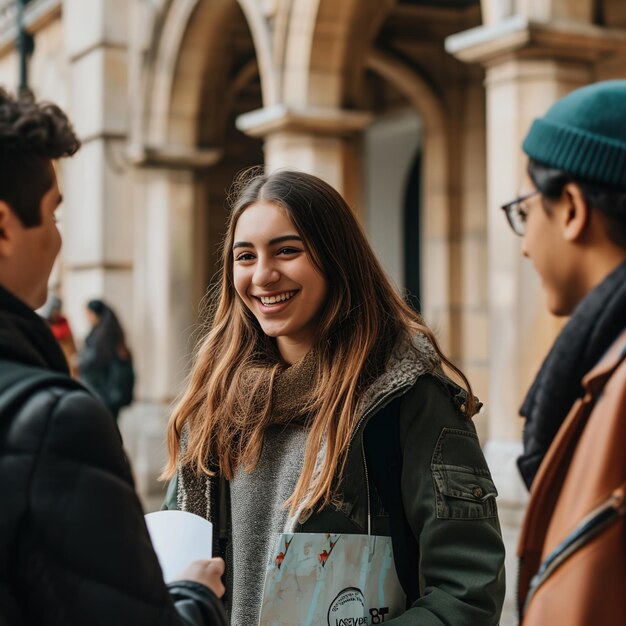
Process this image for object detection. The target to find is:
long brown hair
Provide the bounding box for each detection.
[163,169,475,514]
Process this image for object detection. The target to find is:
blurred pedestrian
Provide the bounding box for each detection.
[501,80,626,624]
[0,87,227,626]
[78,299,135,420]
[41,294,78,376]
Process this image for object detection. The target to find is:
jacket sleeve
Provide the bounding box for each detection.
[389,376,505,626]
[16,387,226,626]
[162,474,180,510]
[168,582,228,626]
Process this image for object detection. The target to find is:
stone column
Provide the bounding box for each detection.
[447,17,626,621]
[236,105,372,209]
[62,0,132,339]
[124,148,220,504]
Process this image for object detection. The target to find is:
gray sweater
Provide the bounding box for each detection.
[229,424,308,625]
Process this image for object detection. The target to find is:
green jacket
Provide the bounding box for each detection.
[302,374,505,625]
[165,338,505,625]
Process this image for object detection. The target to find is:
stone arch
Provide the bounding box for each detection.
[130,0,266,403]
[236,0,279,105]
[138,0,277,150]
[132,0,267,288]
[282,0,395,107]
[144,0,244,147]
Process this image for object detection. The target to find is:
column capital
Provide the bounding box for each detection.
[446,15,626,65]
[127,144,223,170]
[236,104,373,138]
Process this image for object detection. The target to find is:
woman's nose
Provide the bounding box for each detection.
[252,257,280,286]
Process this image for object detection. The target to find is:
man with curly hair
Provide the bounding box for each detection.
[0,89,227,625]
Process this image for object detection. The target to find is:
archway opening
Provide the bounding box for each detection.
[363,109,422,307]
[190,1,264,298]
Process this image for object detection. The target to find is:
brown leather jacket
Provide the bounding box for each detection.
[517,328,626,625]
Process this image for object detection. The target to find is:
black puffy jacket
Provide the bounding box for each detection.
[0,286,226,626]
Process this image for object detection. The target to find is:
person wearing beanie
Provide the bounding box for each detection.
[500,80,626,624]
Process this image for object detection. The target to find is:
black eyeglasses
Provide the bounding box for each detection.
[500,191,541,236]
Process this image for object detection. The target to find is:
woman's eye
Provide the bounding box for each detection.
[235,252,255,262]
[516,206,528,222]
[277,247,299,256]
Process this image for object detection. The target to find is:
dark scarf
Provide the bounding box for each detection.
[518,258,626,489]
[0,285,68,374]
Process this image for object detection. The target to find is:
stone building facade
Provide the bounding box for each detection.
[1,1,625,622]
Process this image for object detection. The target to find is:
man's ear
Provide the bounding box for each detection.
[561,183,590,242]
[0,200,16,258]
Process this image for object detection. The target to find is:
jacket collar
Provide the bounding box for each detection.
[356,331,442,422]
[0,285,68,374]
[583,328,626,398]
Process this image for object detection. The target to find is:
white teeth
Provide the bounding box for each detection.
[259,291,295,305]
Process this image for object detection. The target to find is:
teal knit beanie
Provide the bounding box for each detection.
[523,80,626,190]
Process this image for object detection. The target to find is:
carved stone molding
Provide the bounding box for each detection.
[446,14,626,65]
[236,104,373,138]
[127,143,223,170]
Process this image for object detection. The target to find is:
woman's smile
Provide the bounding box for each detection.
[254,289,299,308]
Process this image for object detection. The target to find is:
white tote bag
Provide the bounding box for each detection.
[259,532,406,626]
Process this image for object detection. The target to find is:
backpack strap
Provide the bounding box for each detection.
[0,360,84,420]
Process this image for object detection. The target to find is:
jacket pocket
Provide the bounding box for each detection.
[431,428,498,520]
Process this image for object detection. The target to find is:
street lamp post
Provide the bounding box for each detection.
[15,0,34,93]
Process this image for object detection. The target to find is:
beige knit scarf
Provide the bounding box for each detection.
[242,349,319,428]
[177,350,318,517]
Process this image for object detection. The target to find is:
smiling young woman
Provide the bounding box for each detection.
[162,169,505,626]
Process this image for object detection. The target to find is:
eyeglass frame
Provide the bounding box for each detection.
[500,190,541,236]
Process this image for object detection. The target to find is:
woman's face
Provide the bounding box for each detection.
[232,200,328,364]
[86,309,100,328]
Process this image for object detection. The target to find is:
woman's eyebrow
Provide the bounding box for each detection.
[269,235,302,245]
[232,234,302,250]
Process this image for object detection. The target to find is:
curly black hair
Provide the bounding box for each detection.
[0,88,80,226]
